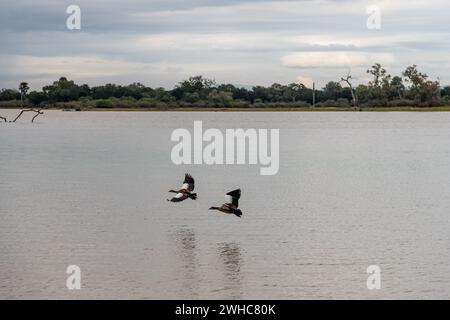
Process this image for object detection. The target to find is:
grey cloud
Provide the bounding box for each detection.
[0,0,449,90]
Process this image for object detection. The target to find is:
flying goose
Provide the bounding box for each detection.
[168,173,197,202]
[209,189,242,218]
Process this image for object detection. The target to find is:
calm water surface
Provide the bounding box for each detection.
[1,110,450,299]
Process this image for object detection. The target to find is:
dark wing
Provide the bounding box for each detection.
[181,173,195,192]
[169,192,189,202]
[225,189,241,208]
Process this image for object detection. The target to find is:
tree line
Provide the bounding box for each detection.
[1,64,449,110]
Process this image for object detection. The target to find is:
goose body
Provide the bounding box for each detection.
[210,189,242,218]
[168,173,197,202]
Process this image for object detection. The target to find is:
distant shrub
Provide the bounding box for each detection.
[337,98,351,105]
[380,99,445,108]
[192,101,211,108]
[364,99,389,108]
[419,100,447,107]
[55,101,84,109]
[177,102,194,108]
[316,100,336,108]
[230,100,250,108]
[39,101,55,108]
[247,101,311,109]
[440,97,450,107]
[0,100,22,108]
[95,99,113,108]
[386,99,418,107]
[290,101,311,108]
[251,102,265,108]
[155,102,169,109]
[120,96,137,103]
[136,98,157,108]
[79,96,92,103]
[316,99,351,108]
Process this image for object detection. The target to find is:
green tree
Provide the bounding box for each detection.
[19,82,30,107]
[27,91,48,107]
[403,65,427,87]
[152,87,174,102]
[252,85,272,102]
[402,65,427,100]
[207,90,233,107]
[367,63,391,99]
[367,63,387,88]
[390,76,405,99]
[402,65,439,102]
[442,86,450,97]
[322,81,343,100]
[420,80,440,102]
[175,76,216,101]
[0,89,21,101]
[78,84,91,97]
[43,77,80,102]
[355,85,371,103]
[284,83,308,103]
[124,82,146,99]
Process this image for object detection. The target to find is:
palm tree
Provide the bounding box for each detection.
[19,82,30,107]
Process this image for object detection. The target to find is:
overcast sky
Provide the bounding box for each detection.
[0,0,449,90]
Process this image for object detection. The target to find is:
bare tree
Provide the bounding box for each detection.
[0,109,44,123]
[340,73,361,111]
[11,109,44,123]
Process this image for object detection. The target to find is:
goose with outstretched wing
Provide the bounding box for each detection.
[168,173,197,202]
[209,189,242,218]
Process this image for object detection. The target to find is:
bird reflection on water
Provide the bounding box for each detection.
[172,227,199,298]
[171,227,244,299]
[217,242,243,299]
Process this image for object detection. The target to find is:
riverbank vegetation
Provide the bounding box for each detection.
[1,64,449,111]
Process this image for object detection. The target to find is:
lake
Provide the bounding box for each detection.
[1,110,450,299]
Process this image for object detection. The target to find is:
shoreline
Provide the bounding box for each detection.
[3,106,450,112]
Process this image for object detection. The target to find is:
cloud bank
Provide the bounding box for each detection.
[0,0,449,90]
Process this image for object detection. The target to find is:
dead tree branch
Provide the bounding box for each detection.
[31,110,44,123]
[340,74,361,111]
[12,109,44,123]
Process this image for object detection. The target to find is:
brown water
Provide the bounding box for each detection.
[1,110,450,299]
